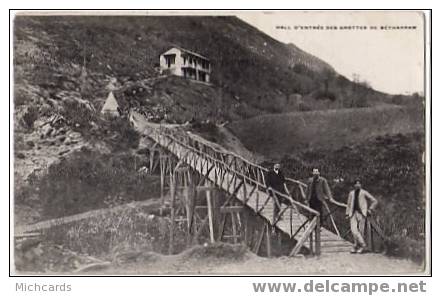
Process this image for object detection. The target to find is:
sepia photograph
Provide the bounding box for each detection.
[11,10,430,276]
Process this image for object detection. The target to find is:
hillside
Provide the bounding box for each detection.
[14,15,416,125]
[13,14,410,189]
[227,105,424,158]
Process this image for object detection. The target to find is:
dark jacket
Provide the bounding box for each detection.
[266,170,286,192]
[306,176,333,203]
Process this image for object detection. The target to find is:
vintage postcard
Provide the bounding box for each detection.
[11,10,430,276]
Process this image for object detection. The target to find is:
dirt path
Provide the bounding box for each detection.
[85,247,424,275]
[15,199,161,235]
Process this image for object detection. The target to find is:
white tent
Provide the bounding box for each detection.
[101,91,120,116]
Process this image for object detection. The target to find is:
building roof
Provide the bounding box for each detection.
[162,46,210,61]
[101,91,120,114]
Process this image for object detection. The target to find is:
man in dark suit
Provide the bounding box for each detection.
[266,163,292,222]
[305,168,335,220]
[346,179,378,253]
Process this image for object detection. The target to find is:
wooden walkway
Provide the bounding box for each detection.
[131,112,354,255]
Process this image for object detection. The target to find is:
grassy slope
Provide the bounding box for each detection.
[228,105,424,158]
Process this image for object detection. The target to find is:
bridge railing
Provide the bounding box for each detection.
[287,176,387,250]
[145,123,322,255]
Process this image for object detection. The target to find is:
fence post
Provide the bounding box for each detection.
[315,215,321,256]
[206,188,215,243]
[168,170,176,255]
[265,223,272,257]
[366,218,373,252]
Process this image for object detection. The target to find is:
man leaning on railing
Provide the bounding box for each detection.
[345,179,378,254]
[266,163,292,223]
[304,168,339,220]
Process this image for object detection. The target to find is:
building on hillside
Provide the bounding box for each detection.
[159,47,211,83]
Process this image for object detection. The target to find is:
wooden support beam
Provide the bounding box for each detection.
[175,166,189,173]
[217,215,227,241]
[277,232,283,254]
[243,210,250,246]
[222,235,242,239]
[168,172,176,255]
[242,180,248,204]
[265,223,272,258]
[323,201,341,237]
[315,217,321,256]
[366,218,373,252]
[231,180,245,197]
[220,206,244,213]
[194,216,209,243]
[253,223,266,254]
[206,189,215,243]
[289,217,318,256]
[368,216,389,242]
[231,212,238,244]
[159,154,169,211]
[196,186,215,192]
[184,187,192,246]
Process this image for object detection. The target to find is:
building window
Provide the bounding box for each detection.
[164,54,176,68]
[199,71,207,82]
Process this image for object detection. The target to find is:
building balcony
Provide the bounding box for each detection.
[182,65,210,73]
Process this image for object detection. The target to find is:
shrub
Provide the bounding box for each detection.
[384,236,425,264]
[43,206,189,258]
[101,117,141,151]
[36,150,159,219]
[61,99,95,130]
[21,106,39,129]
[16,152,26,159]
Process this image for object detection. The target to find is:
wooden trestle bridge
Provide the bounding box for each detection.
[130,112,387,257]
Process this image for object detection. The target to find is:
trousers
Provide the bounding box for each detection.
[350,211,366,247]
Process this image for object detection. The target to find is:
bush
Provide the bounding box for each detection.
[43,207,188,258]
[101,117,141,151]
[21,106,39,129]
[61,99,95,130]
[384,236,425,264]
[35,150,159,219]
[16,152,26,159]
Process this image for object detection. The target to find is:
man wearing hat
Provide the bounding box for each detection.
[266,163,292,223]
[346,179,378,254]
[305,168,335,220]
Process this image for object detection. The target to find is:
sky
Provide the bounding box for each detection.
[238,11,425,95]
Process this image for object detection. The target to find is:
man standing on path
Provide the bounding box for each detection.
[266,163,292,223]
[305,168,335,220]
[346,179,378,254]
